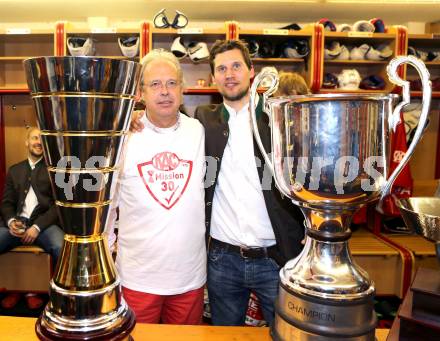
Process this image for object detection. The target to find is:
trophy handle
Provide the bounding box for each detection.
[249,70,279,176]
[379,55,432,201]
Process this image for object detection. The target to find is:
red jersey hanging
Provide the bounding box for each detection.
[381,111,413,217]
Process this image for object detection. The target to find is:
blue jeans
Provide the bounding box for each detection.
[207,244,280,326]
[0,222,64,270]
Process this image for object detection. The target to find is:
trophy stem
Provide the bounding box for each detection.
[300,206,354,238]
[54,235,117,290]
[35,235,135,340]
[273,207,377,340]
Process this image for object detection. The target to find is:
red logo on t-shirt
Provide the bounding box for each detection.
[137,152,193,210]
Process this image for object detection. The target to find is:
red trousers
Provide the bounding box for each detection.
[122,286,204,325]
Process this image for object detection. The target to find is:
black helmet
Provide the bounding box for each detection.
[282,39,309,58]
[359,75,386,90]
[279,23,302,31]
[322,73,339,89]
[258,40,275,58]
[243,39,259,58]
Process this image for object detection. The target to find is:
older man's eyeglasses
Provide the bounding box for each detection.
[145,79,180,91]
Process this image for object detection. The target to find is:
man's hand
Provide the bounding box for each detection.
[9,220,25,237]
[21,226,39,244]
[129,110,145,132]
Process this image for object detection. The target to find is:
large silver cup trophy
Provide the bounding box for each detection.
[23,57,141,340]
[250,56,431,340]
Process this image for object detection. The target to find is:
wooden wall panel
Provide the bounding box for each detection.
[3,94,36,170]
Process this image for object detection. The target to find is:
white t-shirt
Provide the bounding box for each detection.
[211,101,275,248]
[20,158,43,219]
[106,113,206,295]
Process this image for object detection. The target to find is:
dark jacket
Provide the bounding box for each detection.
[194,100,304,266]
[1,158,58,231]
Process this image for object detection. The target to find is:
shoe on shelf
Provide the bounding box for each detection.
[1,293,21,309]
[25,293,44,310]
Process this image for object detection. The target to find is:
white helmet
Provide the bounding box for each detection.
[188,42,209,63]
[353,20,375,33]
[118,36,139,58]
[337,24,352,32]
[335,45,350,60]
[260,66,278,88]
[365,44,393,61]
[324,41,341,60]
[337,69,361,90]
[171,37,187,59]
[67,37,95,56]
[350,44,370,60]
[417,49,429,62]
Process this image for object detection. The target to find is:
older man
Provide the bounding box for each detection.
[106,49,206,324]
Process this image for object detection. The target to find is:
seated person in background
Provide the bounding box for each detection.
[273,71,310,96]
[0,127,64,310]
[105,49,206,325]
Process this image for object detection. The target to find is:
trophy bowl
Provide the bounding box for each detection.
[397,197,440,262]
[250,56,432,340]
[397,197,440,242]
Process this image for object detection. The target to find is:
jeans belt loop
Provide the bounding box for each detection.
[240,247,249,259]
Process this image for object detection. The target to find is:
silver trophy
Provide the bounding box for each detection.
[394,198,440,337]
[250,56,431,340]
[398,197,440,250]
[23,57,141,340]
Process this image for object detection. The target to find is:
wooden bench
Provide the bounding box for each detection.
[387,234,439,274]
[0,245,52,293]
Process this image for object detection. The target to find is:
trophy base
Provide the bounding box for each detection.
[387,268,440,340]
[393,270,440,340]
[411,267,440,321]
[35,305,136,341]
[272,283,376,340]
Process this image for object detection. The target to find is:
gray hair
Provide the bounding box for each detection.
[140,48,184,86]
